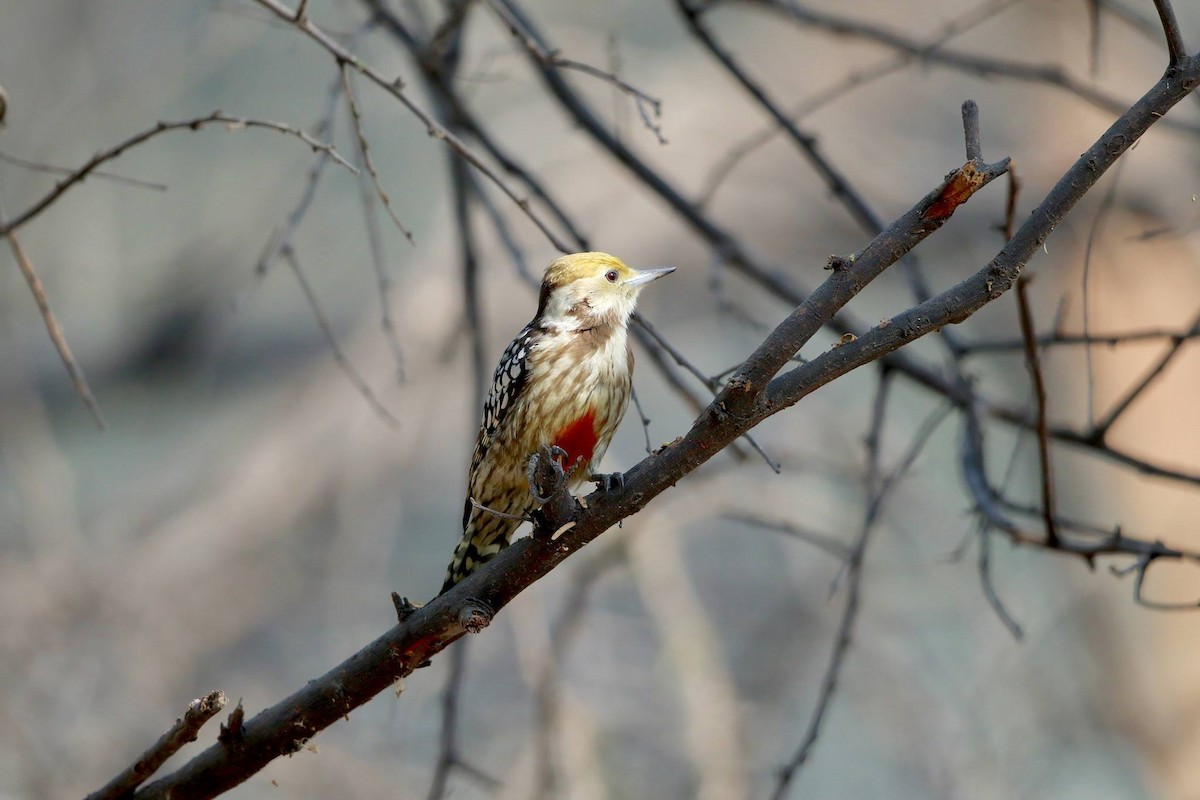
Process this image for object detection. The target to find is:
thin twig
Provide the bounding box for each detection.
[250,0,573,252]
[630,386,655,454]
[481,0,667,143]
[468,172,538,285]
[340,63,416,243]
[534,543,628,799]
[1093,310,1200,437]
[695,0,1023,207]
[85,692,228,800]
[1015,278,1059,548]
[1081,158,1126,425]
[0,150,167,190]
[360,0,591,253]
[723,513,850,561]
[1115,552,1200,610]
[962,100,983,161]
[470,496,534,523]
[1087,0,1102,75]
[1003,166,1021,240]
[281,247,401,428]
[628,316,777,472]
[426,644,466,800]
[972,409,1032,639]
[977,524,1024,638]
[452,155,488,408]
[552,56,667,144]
[351,110,407,382]
[958,325,1200,352]
[748,0,1200,135]
[254,56,353,279]
[634,313,718,391]
[0,111,356,237]
[1151,0,1187,67]
[773,378,951,796]
[775,372,952,796]
[5,228,106,429]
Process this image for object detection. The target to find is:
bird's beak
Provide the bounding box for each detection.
[624,266,675,287]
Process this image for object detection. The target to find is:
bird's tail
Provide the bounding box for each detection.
[440,497,526,594]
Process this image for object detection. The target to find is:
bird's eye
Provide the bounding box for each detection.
[605,270,619,283]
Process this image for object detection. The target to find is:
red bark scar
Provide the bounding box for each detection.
[924,162,985,222]
[554,408,599,468]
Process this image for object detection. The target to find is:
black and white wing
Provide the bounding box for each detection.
[472,324,539,469]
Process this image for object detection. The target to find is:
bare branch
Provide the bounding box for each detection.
[1113,552,1200,610]
[549,56,667,144]
[978,525,1024,639]
[959,324,1200,351]
[4,228,106,429]
[1093,310,1200,438]
[960,399,1200,569]
[695,0,1022,208]
[0,111,355,237]
[629,386,655,454]
[85,692,228,800]
[1081,159,1126,424]
[774,373,951,795]
[534,543,628,798]
[728,147,1008,413]
[1015,278,1060,548]
[0,150,167,190]
[677,0,901,255]
[340,63,415,243]
[256,48,354,278]
[962,99,983,161]
[1003,166,1021,240]
[425,645,466,800]
[281,247,401,429]
[633,315,780,471]
[1151,0,1187,67]
[724,513,851,562]
[480,0,667,143]
[744,0,1200,135]
[351,118,407,382]
[249,0,573,252]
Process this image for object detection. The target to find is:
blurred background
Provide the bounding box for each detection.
[2,0,1200,797]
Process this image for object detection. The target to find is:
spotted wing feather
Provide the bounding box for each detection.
[469,325,538,483]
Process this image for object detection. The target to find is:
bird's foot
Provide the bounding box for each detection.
[590,471,625,494]
[528,446,574,502]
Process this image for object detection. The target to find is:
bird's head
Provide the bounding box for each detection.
[535,252,674,332]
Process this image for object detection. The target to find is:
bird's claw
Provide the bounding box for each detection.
[528,446,570,503]
[590,471,625,494]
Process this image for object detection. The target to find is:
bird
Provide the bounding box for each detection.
[440,252,674,594]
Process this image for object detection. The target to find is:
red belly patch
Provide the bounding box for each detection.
[554,408,599,468]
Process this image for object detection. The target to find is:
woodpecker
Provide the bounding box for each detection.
[440,252,674,593]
